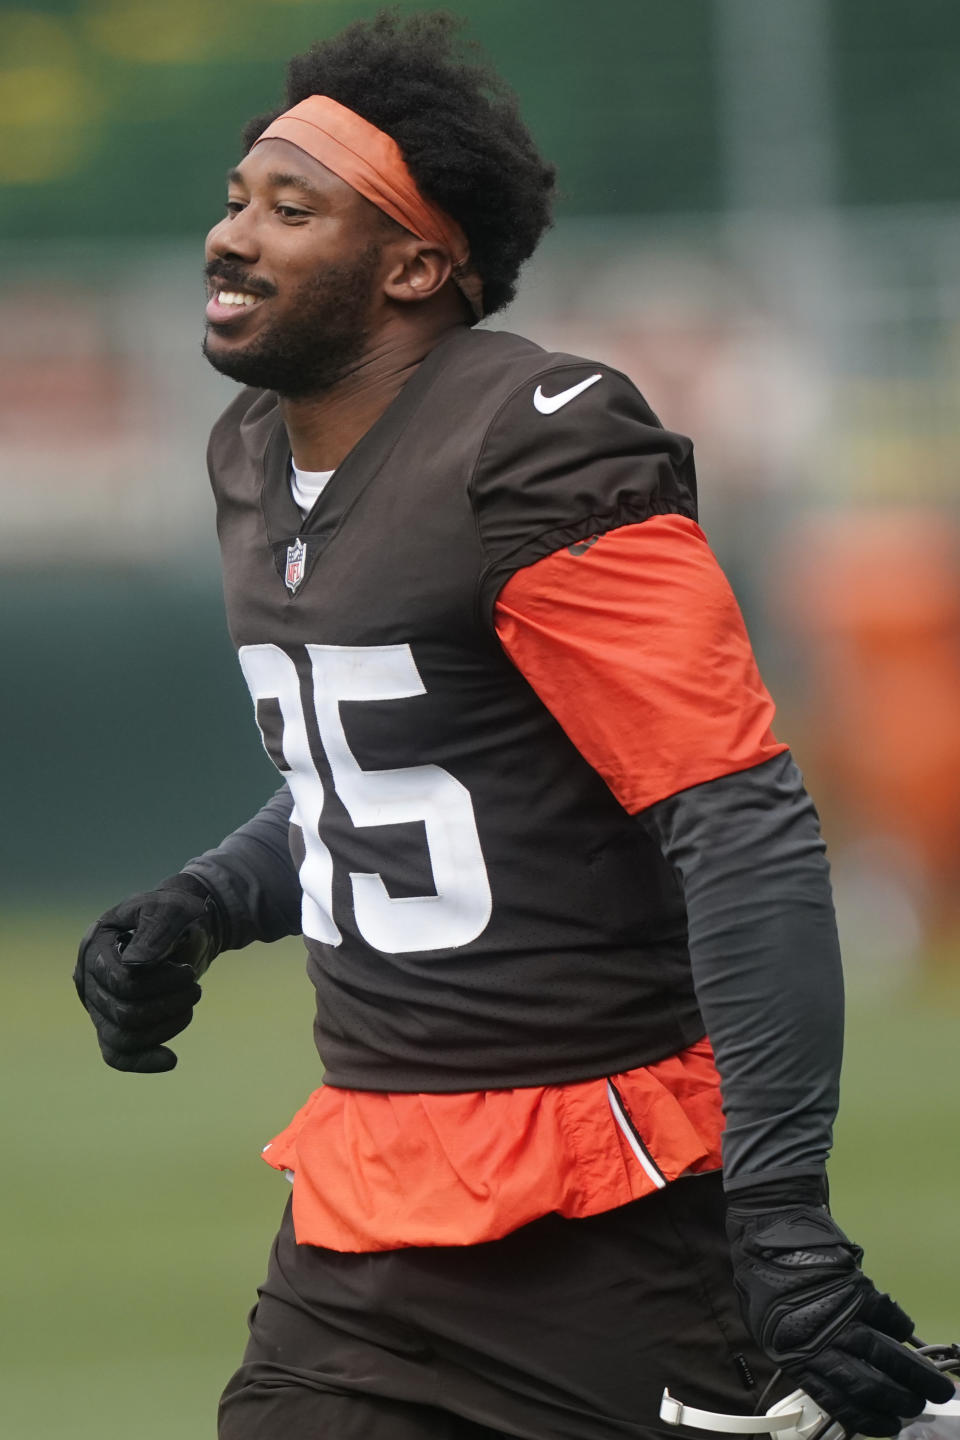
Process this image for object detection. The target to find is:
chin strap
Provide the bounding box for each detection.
[660,1386,960,1440]
[661,1338,960,1440]
[660,1388,827,1439]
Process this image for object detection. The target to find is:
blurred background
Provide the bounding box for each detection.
[2,1,958,1435]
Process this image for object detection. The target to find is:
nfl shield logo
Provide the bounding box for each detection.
[284,538,307,594]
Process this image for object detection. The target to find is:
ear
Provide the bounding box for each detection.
[382,238,454,307]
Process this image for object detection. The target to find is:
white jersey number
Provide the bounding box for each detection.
[239,643,492,954]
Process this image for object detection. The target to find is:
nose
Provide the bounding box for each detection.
[205,211,260,266]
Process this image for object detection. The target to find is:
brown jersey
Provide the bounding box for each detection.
[206,326,705,1090]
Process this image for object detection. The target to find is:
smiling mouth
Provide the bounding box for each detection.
[218,289,260,306]
[205,287,268,326]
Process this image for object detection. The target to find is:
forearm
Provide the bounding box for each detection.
[639,751,844,1190]
[183,784,303,949]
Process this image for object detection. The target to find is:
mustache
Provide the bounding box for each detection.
[204,260,276,299]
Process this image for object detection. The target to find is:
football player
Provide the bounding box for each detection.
[74,12,954,1440]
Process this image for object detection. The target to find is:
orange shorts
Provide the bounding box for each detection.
[262,1037,724,1252]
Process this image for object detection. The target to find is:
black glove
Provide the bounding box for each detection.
[726,1180,954,1436]
[74,872,226,1074]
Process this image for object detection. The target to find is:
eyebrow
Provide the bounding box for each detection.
[227,166,321,197]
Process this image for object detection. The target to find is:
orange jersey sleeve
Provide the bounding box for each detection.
[493,515,787,814]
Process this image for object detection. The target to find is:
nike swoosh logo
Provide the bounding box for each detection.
[533,372,603,414]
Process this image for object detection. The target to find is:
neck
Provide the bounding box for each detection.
[281,315,466,471]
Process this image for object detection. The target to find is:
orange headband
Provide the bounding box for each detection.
[254,96,483,319]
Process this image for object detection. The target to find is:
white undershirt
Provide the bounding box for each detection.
[291,461,335,517]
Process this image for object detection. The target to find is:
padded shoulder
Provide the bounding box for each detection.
[206,386,277,496]
[470,358,697,617]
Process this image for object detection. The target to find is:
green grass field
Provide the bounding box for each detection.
[3,911,957,1438]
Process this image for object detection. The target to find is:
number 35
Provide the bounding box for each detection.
[239,643,493,955]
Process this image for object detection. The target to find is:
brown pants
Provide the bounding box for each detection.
[219,1172,777,1439]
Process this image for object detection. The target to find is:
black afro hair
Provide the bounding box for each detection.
[241,9,556,317]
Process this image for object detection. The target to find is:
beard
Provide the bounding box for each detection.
[202,243,382,398]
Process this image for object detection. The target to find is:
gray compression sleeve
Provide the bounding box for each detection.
[182,784,302,949]
[638,750,844,1191]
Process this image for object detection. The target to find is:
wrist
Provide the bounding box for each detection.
[159,871,229,959]
[726,1174,828,1214]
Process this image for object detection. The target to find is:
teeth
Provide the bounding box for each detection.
[217,291,259,306]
